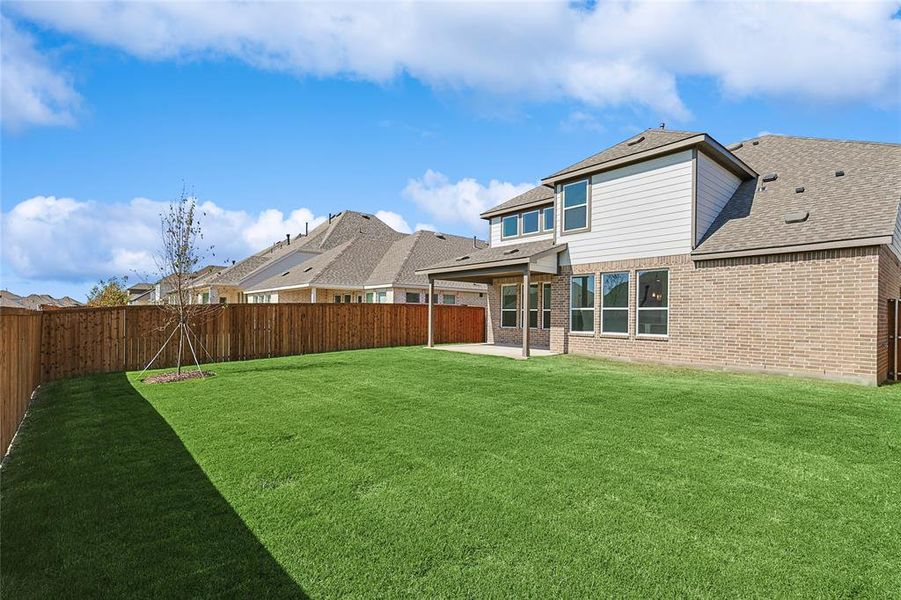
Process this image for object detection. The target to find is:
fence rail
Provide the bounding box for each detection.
[2,303,485,454]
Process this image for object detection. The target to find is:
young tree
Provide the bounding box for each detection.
[142,187,218,377]
[86,276,130,306]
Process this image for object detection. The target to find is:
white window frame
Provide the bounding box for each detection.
[569,274,595,334]
[521,210,540,236]
[542,206,554,231]
[501,284,518,328]
[443,294,456,305]
[561,179,590,234]
[501,214,519,239]
[636,269,669,338]
[542,282,551,329]
[405,292,421,303]
[601,272,630,336]
[376,291,387,303]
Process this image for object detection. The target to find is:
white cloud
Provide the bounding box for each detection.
[5,1,899,129]
[403,170,534,232]
[0,16,81,130]
[561,110,605,134]
[0,195,325,282]
[374,210,412,234]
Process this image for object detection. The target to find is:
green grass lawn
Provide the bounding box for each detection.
[2,348,900,598]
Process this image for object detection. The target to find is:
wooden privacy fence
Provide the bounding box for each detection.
[2,303,484,453]
[1,309,43,458]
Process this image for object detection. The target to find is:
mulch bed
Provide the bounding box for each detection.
[142,370,215,384]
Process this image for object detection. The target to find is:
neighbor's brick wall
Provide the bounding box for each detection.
[394,287,487,307]
[486,248,883,383]
[877,246,901,382]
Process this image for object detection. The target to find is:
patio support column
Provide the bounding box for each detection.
[311,287,317,303]
[522,268,530,358]
[427,278,435,348]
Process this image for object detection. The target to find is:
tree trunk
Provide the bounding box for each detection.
[177,324,184,375]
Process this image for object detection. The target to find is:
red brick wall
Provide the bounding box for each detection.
[877,246,901,382]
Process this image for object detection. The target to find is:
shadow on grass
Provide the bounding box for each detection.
[0,372,307,599]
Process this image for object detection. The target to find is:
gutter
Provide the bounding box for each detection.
[691,235,893,261]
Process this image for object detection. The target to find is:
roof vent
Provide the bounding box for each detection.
[362,214,371,220]
[281,271,290,276]
[626,135,645,146]
[303,266,313,272]
[752,140,759,145]
[762,173,778,182]
[784,211,809,224]
[503,248,520,255]
[727,142,743,151]
[835,170,845,177]
[795,187,805,193]
[435,233,446,240]
[455,255,470,262]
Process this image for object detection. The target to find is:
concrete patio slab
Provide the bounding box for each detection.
[429,343,558,359]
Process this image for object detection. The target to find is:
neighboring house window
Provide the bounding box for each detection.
[562,180,589,232]
[432,294,440,304]
[443,294,456,305]
[528,284,539,328]
[502,214,519,238]
[501,284,518,328]
[334,295,342,303]
[601,272,629,334]
[542,283,551,329]
[637,270,669,336]
[542,206,554,231]
[201,292,210,304]
[405,292,421,303]
[376,291,387,303]
[344,294,352,303]
[219,297,227,304]
[366,292,374,303]
[357,295,363,303]
[251,294,271,303]
[522,210,540,235]
[570,275,595,333]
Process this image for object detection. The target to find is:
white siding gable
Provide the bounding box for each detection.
[558,149,694,265]
[489,215,554,247]
[695,151,741,245]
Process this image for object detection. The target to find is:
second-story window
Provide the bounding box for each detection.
[522,210,540,235]
[542,206,554,231]
[562,180,589,233]
[502,214,519,238]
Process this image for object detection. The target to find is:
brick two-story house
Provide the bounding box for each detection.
[420,129,901,385]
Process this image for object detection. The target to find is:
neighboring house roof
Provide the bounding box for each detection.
[546,128,703,181]
[418,239,564,275]
[249,229,489,293]
[203,211,403,287]
[694,135,901,258]
[0,290,82,309]
[480,185,555,219]
[365,231,486,290]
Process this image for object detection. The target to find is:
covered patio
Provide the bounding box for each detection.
[429,343,558,359]
[418,240,566,358]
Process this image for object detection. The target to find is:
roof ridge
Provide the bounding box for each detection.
[731,133,901,148]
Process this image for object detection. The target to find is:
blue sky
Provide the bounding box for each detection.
[2,2,899,299]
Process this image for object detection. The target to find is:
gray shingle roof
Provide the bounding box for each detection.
[480,185,554,218]
[546,128,702,180]
[250,230,489,292]
[366,231,486,290]
[204,211,403,287]
[694,135,901,256]
[419,239,563,273]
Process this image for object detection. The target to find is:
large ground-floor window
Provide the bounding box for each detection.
[529,284,539,328]
[637,270,669,336]
[601,272,629,334]
[570,275,595,333]
[542,283,551,329]
[501,284,518,327]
